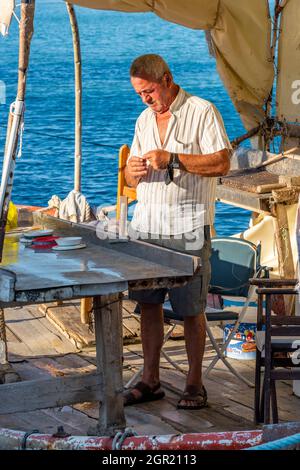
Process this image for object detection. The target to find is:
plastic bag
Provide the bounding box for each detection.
[6,201,18,230]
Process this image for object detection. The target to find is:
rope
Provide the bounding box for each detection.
[85,201,91,221]
[89,295,123,332]
[17,112,25,158]
[0,308,6,342]
[112,428,138,450]
[88,310,95,334]
[0,308,7,363]
[20,429,40,450]
[279,224,290,268]
[245,432,300,451]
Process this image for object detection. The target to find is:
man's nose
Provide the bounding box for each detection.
[142,94,151,104]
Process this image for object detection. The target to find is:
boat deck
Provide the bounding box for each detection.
[1,300,299,436]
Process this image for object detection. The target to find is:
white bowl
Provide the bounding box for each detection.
[56,237,83,246]
[24,229,54,238]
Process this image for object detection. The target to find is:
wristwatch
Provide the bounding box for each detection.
[170,152,180,169]
[164,152,180,185]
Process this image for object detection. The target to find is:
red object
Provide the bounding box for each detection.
[28,236,59,250]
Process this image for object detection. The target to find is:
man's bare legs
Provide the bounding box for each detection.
[126,307,206,403]
[125,303,164,401]
[177,313,206,407]
[141,303,164,386]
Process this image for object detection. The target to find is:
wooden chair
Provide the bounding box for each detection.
[116,144,136,221]
[80,145,136,323]
[251,278,300,424]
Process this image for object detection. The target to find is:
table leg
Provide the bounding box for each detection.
[272,203,295,314]
[0,308,21,384]
[90,293,125,436]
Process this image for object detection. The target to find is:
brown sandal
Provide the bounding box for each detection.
[124,381,165,407]
[177,385,208,410]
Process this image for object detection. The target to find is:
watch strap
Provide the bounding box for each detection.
[165,153,179,185]
[170,152,180,169]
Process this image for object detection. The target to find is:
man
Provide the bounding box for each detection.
[124,54,231,409]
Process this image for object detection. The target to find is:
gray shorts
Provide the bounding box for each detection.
[129,225,211,317]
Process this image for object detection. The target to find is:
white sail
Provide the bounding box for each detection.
[277,0,300,123]
[0,0,15,36]
[70,0,274,131]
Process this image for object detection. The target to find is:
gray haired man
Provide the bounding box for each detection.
[125,54,231,409]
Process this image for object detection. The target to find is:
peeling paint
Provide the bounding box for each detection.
[0,427,263,450]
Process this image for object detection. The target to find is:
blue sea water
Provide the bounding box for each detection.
[0,0,251,235]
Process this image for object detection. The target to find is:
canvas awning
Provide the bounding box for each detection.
[69,0,274,131]
[276,0,300,123]
[0,0,15,36]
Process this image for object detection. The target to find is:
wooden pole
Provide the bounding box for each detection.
[0,0,35,262]
[17,1,35,101]
[66,3,85,322]
[272,204,295,281]
[80,297,92,324]
[255,147,300,170]
[4,0,35,153]
[230,124,261,149]
[0,0,35,377]
[271,187,298,314]
[66,3,82,193]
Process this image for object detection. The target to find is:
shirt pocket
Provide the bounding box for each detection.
[173,122,198,154]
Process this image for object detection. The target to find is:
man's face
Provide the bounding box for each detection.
[131,75,170,114]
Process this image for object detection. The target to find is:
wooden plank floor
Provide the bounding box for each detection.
[0,302,299,437]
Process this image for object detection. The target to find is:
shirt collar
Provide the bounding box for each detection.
[149,86,187,116]
[169,86,186,114]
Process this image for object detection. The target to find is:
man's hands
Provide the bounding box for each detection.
[127,156,148,179]
[144,150,170,170]
[126,148,231,188]
[124,156,148,188]
[127,150,170,175]
[125,150,171,187]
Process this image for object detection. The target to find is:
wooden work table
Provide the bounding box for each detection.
[216,168,281,214]
[216,168,300,312]
[0,213,199,436]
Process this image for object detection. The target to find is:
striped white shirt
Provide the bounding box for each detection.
[128,87,231,235]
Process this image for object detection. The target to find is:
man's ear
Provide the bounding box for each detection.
[164,73,172,87]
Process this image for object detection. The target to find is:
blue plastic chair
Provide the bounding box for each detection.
[204,237,262,386]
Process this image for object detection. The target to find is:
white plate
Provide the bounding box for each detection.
[20,238,33,244]
[52,243,86,251]
[56,236,82,246]
[23,229,54,238]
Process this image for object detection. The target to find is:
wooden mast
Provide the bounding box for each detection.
[66,3,82,193]
[0,0,35,379]
[0,0,35,261]
[66,4,89,323]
